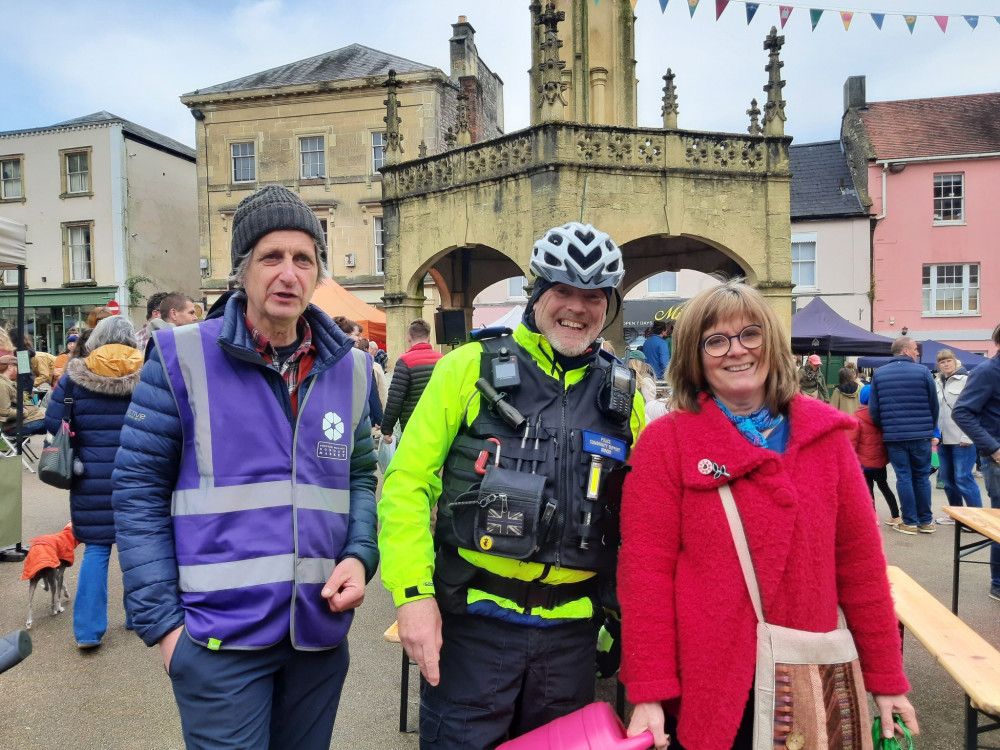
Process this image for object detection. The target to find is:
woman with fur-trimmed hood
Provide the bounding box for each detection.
[45,315,143,649]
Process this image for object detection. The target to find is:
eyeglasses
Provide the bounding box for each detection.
[699,325,764,358]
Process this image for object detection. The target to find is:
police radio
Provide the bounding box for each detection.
[597,354,635,425]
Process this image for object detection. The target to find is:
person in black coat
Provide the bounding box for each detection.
[45,316,142,649]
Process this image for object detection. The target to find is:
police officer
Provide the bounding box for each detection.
[378,222,644,749]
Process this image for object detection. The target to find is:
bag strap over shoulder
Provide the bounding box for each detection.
[719,483,848,629]
[718,484,765,623]
[62,379,75,427]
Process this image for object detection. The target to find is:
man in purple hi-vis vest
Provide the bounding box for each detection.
[112,184,379,750]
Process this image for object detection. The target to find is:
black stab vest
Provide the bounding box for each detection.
[436,335,634,573]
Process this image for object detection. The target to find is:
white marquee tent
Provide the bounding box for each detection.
[0,217,27,555]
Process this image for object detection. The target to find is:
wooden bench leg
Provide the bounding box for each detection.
[400,647,410,733]
[966,695,979,750]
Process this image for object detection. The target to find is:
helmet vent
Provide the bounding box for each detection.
[574,228,596,245]
[569,245,601,270]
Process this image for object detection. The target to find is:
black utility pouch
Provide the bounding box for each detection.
[467,465,545,559]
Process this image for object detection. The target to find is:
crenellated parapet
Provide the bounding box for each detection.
[382,122,788,201]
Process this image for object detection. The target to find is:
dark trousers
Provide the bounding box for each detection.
[169,630,349,750]
[862,467,900,519]
[419,612,600,750]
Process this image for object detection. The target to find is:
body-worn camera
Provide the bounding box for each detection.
[490,347,521,389]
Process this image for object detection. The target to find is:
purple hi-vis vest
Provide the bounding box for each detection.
[156,319,370,650]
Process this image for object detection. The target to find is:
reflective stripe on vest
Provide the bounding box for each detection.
[157,319,371,648]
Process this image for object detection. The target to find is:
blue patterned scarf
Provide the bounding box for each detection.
[713,397,783,448]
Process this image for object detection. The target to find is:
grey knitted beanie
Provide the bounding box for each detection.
[230,185,327,272]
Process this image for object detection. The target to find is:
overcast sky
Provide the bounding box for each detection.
[1,0,997,149]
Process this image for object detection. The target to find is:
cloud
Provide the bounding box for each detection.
[1,0,996,150]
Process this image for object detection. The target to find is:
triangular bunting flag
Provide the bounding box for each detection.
[746,2,760,24]
[871,12,885,28]
[810,8,824,29]
[934,15,948,32]
[841,11,853,30]
[716,0,730,20]
[904,14,917,33]
[659,0,669,11]
[688,0,699,17]
[995,16,1000,26]
[779,5,793,27]
[964,15,978,29]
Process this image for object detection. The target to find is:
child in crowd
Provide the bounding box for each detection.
[850,385,901,525]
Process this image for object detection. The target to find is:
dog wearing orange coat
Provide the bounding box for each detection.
[22,523,78,629]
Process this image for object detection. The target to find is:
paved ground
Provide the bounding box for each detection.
[0,451,997,749]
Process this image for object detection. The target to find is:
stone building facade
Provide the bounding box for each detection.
[379,0,794,355]
[181,20,503,311]
[0,112,198,345]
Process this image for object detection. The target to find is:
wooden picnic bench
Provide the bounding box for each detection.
[887,565,1000,749]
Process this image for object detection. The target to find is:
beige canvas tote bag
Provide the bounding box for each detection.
[718,484,873,750]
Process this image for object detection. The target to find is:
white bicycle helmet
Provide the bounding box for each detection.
[530,222,625,290]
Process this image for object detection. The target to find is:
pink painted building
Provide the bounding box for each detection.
[842,77,1000,356]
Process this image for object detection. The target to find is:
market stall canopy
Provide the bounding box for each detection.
[858,340,989,371]
[0,217,27,269]
[310,279,386,344]
[487,305,525,330]
[791,297,894,356]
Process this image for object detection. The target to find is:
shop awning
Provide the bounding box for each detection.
[0,286,118,309]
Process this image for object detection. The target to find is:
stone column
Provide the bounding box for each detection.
[383,70,404,165]
[589,67,608,125]
[661,69,678,129]
[757,280,795,338]
[762,27,787,137]
[383,292,426,357]
[536,2,568,123]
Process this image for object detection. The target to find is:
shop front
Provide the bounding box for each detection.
[0,286,118,353]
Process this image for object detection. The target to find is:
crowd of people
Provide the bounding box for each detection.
[14,184,1000,750]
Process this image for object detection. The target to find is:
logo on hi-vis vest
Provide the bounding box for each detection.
[317,411,348,461]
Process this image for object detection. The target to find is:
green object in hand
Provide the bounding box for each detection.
[872,714,914,750]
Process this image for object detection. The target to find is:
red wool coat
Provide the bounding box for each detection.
[618,394,908,750]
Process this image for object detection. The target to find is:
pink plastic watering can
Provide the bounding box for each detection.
[497,701,655,750]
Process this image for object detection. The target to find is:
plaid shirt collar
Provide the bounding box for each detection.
[246,313,313,394]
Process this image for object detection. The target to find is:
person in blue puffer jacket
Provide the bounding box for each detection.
[45,315,142,649]
[868,336,939,534]
[112,184,378,750]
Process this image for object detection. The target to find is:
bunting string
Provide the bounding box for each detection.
[601,0,1000,33]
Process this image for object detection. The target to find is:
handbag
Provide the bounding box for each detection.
[718,483,873,750]
[38,382,75,490]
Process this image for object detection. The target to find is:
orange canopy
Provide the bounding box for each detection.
[310,279,386,344]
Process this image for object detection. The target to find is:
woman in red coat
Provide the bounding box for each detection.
[618,280,917,750]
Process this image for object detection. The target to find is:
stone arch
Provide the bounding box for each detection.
[403,243,527,336]
[620,233,756,298]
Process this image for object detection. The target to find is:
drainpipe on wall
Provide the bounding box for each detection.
[110,123,129,315]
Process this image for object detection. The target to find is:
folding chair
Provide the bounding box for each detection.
[1,429,38,472]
